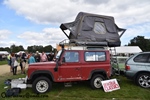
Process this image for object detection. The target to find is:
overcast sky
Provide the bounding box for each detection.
[0,0,150,49]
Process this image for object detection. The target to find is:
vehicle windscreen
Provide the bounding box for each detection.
[56,50,62,59]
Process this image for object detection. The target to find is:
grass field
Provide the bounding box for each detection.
[0,60,7,65]
[0,60,149,100]
[0,72,150,100]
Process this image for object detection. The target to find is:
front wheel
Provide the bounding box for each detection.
[32,76,52,94]
[90,74,104,89]
[136,73,150,88]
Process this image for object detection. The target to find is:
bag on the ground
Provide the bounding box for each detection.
[5,88,21,97]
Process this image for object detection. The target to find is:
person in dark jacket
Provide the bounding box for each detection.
[21,52,27,74]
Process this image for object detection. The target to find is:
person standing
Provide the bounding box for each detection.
[47,53,51,61]
[21,52,27,74]
[28,53,36,64]
[0,54,2,61]
[35,51,40,62]
[47,53,54,61]
[11,53,18,75]
[7,53,12,72]
[40,52,48,62]
[19,53,23,74]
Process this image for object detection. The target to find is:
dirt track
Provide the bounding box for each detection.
[0,64,28,76]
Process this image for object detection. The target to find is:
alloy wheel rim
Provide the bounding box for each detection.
[138,75,150,88]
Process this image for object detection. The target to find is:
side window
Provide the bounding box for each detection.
[85,51,106,61]
[64,51,79,62]
[134,54,149,63]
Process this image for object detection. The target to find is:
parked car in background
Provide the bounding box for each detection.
[125,52,150,88]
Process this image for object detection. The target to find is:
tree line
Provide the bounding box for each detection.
[128,36,150,52]
[0,44,56,53]
[0,35,150,53]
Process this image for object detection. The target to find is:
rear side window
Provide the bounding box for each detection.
[134,54,149,63]
[85,51,106,61]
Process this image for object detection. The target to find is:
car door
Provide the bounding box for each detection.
[145,53,150,71]
[58,51,82,81]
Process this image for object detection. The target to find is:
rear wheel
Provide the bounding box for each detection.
[136,73,150,88]
[90,74,104,89]
[32,76,52,94]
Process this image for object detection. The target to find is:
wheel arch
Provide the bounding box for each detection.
[88,69,108,80]
[134,71,150,82]
[28,70,54,84]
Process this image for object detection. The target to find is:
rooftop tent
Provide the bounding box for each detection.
[60,12,126,47]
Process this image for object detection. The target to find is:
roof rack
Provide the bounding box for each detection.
[58,39,109,50]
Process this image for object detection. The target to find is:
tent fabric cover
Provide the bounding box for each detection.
[60,12,126,47]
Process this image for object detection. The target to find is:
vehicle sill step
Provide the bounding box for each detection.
[64,82,72,87]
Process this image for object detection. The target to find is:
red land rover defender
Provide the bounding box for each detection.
[27,47,111,94]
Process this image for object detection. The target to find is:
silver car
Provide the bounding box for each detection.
[125,52,150,88]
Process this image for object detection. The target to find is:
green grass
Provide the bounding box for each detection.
[0,60,7,65]
[119,63,125,70]
[0,73,150,100]
[112,63,125,71]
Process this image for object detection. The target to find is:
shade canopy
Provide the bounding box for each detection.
[114,46,142,53]
[0,51,9,55]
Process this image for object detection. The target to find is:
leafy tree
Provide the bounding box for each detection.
[44,45,52,52]
[27,46,33,53]
[4,47,11,52]
[128,36,150,51]
[10,44,16,53]
[0,44,56,53]
[18,45,24,51]
[0,47,4,51]
[27,45,44,53]
[38,45,44,53]
[10,44,25,53]
[0,47,10,53]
